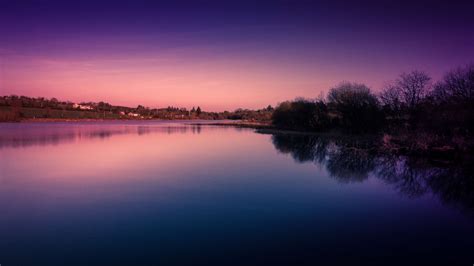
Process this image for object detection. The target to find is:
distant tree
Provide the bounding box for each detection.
[327,82,382,132]
[11,97,22,120]
[432,64,474,105]
[44,106,51,118]
[50,97,59,107]
[191,107,196,112]
[395,71,432,110]
[426,64,474,134]
[196,106,202,116]
[378,71,432,128]
[379,84,402,113]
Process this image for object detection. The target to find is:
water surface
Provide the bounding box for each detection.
[0,121,473,265]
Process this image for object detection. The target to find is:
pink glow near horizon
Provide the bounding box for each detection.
[1,49,452,111]
[1,1,473,111]
[1,56,305,111]
[2,56,287,111]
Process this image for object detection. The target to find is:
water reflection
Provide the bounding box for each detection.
[0,123,473,265]
[0,122,206,149]
[269,133,474,215]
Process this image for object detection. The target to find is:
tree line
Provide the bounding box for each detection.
[271,64,474,156]
[0,95,274,122]
[272,64,474,135]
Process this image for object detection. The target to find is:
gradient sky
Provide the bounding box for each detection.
[1,0,473,111]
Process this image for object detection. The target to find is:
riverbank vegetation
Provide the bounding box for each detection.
[0,96,273,122]
[271,64,474,158]
[2,64,472,158]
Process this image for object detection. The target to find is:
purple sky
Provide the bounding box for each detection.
[1,0,473,110]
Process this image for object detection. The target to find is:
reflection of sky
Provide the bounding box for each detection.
[0,122,473,265]
[0,121,212,149]
[1,1,474,110]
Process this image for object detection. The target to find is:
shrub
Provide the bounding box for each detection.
[272,99,329,131]
[327,82,383,132]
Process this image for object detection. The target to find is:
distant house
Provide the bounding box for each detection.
[128,112,140,117]
[73,103,93,110]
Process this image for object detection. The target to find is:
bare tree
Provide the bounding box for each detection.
[327,82,375,107]
[379,84,402,112]
[327,82,382,132]
[432,64,474,104]
[396,71,431,110]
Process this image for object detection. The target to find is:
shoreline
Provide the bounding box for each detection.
[2,119,471,161]
[2,118,275,129]
[189,121,274,129]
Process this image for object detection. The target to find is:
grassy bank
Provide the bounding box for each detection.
[0,106,122,122]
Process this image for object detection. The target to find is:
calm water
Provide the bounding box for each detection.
[0,121,473,265]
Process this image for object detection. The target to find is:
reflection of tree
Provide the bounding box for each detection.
[272,134,376,182]
[427,165,474,214]
[268,132,474,216]
[271,134,326,163]
[376,156,474,213]
[376,157,431,198]
[0,125,202,149]
[192,125,202,134]
[326,148,375,183]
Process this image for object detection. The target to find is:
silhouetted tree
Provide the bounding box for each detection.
[272,99,329,131]
[196,106,202,116]
[327,82,382,132]
[10,97,22,120]
[50,97,59,108]
[395,71,432,111]
[380,84,402,115]
[378,71,432,129]
[432,64,474,105]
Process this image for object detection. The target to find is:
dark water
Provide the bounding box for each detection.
[0,121,473,265]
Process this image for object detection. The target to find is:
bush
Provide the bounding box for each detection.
[327,82,383,132]
[426,65,474,134]
[272,99,329,131]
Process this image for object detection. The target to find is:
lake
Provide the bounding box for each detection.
[0,121,473,265]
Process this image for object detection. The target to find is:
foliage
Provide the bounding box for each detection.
[0,95,274,122]
[432,64,474,105]
[272,99,329,131]
[395,71,432,110]
[327,82,383,132]
[271,65,472,138]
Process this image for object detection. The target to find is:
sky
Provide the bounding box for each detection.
[1,0,473,111]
